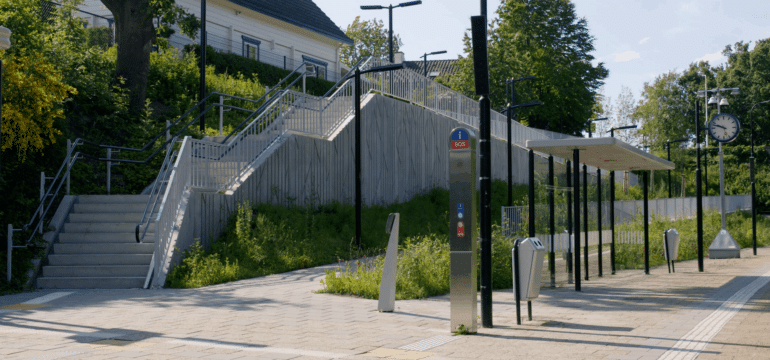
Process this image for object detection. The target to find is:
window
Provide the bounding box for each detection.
[302,55,328,80]
[242,35,261,61]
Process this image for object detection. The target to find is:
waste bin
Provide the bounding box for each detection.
[663,229,679,273]
[512,237,546,300]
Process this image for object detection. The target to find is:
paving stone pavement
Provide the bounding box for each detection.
[2,248,770,360]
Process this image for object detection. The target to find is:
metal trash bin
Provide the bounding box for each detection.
[513,237,546,300]
[663,229,680,273]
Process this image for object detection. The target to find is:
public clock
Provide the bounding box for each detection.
[708,113,741,143]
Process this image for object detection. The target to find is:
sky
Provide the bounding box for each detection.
[314,0,769,112]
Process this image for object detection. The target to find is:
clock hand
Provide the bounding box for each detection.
[714,124,727,130]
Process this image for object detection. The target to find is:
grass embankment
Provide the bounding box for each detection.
[166,180,524,288]
[615,210,770,270]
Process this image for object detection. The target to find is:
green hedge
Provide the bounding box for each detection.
[186,45,336,97]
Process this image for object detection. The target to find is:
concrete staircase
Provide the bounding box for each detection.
[37,195,155,289]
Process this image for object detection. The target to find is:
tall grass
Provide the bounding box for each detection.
[615,210,770,270]
[319,225,517,299]
[166,180,527,289]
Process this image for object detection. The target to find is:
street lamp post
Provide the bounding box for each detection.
[503,76,538,207]
[361,1,422,63]
[354,63,404,248]
[420,50,447,77]
[587,117,608,138]
[607,125,637,274]
[665,138,688,198]
[0,26,10,182]
[749,100,770,255]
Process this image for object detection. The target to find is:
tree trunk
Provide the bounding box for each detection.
[102,0,155,115]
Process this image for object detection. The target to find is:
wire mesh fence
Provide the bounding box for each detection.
[43,1,115,49]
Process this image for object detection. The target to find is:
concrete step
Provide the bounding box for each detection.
[58,233,154,244]
[42,265,148,278]
[73,203,146,214]
[48,254,152,266]
[64,222,155,233]
[68,213,144,223]
[54,243,154,255]
[37,277,145,289]
[77,195,150,204]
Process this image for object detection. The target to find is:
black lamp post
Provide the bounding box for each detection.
[749,100,770,255]
[665,138,688,198]
[503,76,538,206]
[354,63,404,248]
[607,125,637,274]
[587,117,608,138]
[420,50,447,77]
[361,1,422,63]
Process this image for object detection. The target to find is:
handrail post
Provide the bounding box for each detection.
[219,95,224,136]
[166,120,171,142]
[106,148,112,195]
[7,224,12,283]
[39,172,45,234]
[66,139,72,195]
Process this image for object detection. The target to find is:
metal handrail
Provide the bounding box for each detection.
[135,137,179,243]
[219,62,316,144]
[322,58,366,98]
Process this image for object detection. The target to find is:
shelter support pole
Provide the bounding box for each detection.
[610,170,615,274]
[583,164,588,281]
[573,150,581,291]
[529,150,535,237]
[644,171,650,275]
[549,156,555,287]
[566,160,573,284]
[597,168,602,276]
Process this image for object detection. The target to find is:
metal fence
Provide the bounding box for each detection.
[502,194,751,238]
[44,1,115,49]
[169,31,344,82]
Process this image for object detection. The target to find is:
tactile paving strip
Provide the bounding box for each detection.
[399,335,457,351]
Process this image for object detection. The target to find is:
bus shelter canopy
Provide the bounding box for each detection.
[525,137,675,171]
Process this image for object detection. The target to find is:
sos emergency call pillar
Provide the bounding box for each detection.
[449,127,478,333]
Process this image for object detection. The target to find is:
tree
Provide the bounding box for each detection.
[340,16,401,67]
[611,86,640,145]
[1,54,77,161]
[448,0,608,135]
[101,0,198,115]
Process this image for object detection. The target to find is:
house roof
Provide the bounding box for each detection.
[227,0,354,46]
[403,59,458,79]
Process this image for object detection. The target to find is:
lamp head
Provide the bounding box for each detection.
[708,96,717,105]
[360,5,384,10]
[398,0,422,7]
[719,98,729,107]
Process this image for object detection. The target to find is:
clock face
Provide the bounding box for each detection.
[708,113,741,143]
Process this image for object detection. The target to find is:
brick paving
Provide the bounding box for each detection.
[2,248,770,359]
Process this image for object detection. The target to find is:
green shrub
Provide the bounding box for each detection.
[320,234,451,299]
[320,225,518,300]
[186,44,336,97]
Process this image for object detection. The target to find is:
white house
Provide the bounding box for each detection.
[76,0,354,82]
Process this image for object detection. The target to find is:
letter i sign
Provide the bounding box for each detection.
[451,129,469,150]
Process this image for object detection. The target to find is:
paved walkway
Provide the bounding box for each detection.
[2,248,770,359]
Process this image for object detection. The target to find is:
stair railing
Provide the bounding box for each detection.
[135,136,179,243]
[150,137,193,288]
[6,138,89,282]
